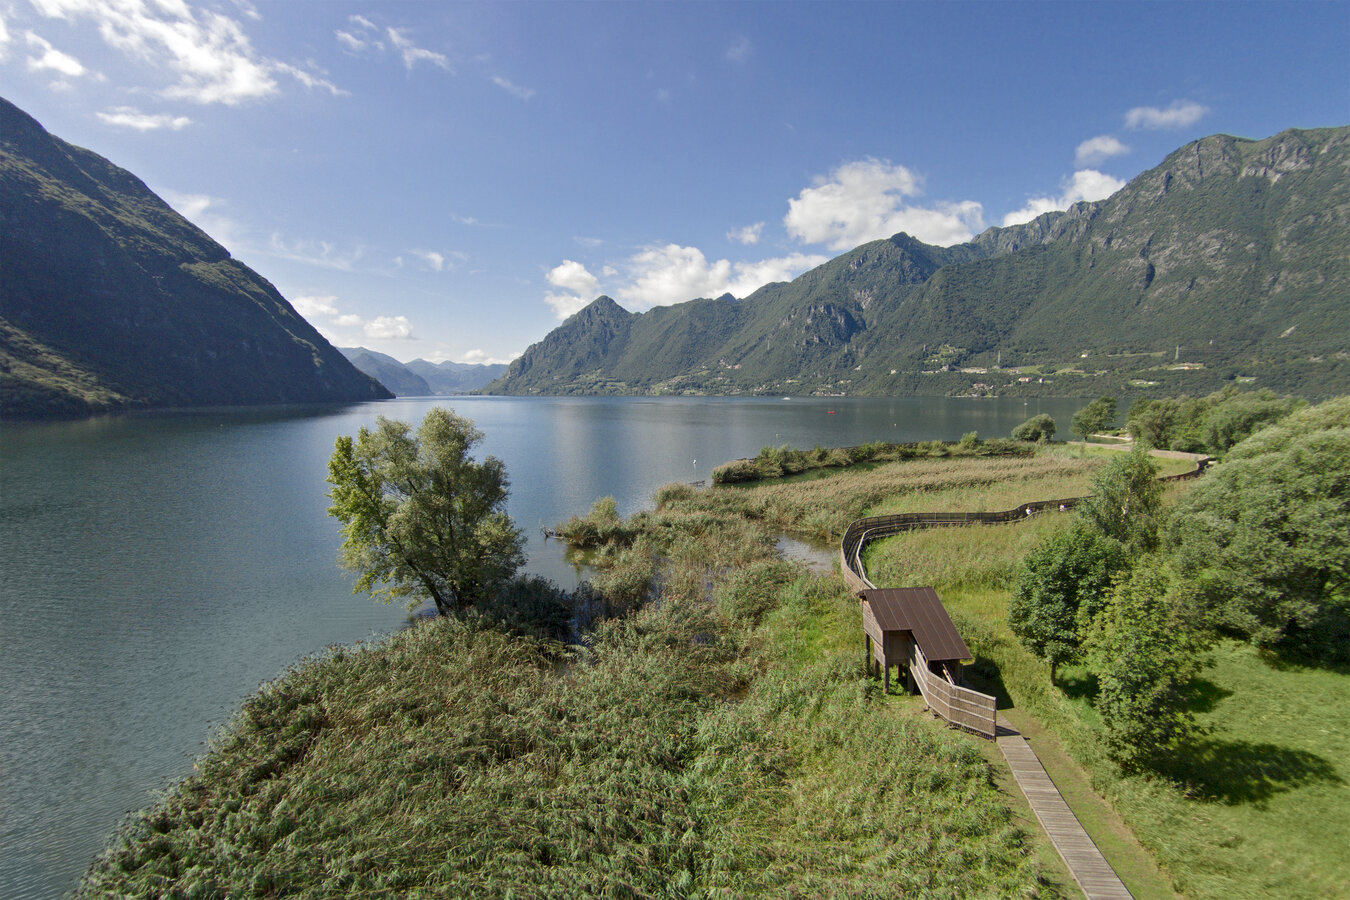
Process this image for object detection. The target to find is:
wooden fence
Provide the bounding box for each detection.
[840,456,1209,591]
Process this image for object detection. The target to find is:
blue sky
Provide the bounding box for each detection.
[3,1,1347,365]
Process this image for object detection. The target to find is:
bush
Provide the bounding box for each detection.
[1088,565,1206,772]
[1167,397,1350,662]
[1011,413,1056,443]
[555,495,633,547]
[711,458,759,484]
[1008,525,1128,681]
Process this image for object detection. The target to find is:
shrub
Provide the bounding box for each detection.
[1167,397,1350,662]
[1011,413,1056,443]
[1008,525,1128,681]
[1087,565,1206,772]
[711,458,759,484]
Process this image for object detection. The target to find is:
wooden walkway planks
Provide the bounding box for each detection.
[997,724,1133,900]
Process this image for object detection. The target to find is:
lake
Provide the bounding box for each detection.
[0,394,1084,898]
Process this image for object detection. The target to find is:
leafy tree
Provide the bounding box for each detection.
[326,408,525,617]
[1011,413,1056,443]
[1200,390,1302,456]
[1126,397,1184,449]
[1009,525,1127,681]
[1167,397,1350,661]
[1070,396,1117,441]
[1088,565,1206,772]
[1077,446,1163,551]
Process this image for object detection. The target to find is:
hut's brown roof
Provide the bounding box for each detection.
[861,587,972,662]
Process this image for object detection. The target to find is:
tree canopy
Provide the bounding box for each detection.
[1009,524,1127,681]
[1087,566,1206,772]
[1070,396,1117,441]
[1076,446,1163,551]
[1167,397,1350,661]
[326,408,525,617]
[1011,413,1056,443]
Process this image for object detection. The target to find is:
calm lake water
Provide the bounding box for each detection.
[0,394,1083,898]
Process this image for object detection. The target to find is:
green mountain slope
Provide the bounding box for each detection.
[0,97,392,419]
[487,126,1350,400]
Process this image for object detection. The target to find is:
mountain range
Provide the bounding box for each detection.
[0,97,391,420]
[338,347,507,396]
[486,125,1349,400]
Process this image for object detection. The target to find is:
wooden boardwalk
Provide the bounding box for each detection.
[997,719,1133,900]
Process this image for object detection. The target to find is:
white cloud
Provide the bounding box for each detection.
[273,61,344,97]
[269,233,364,270]
[784,158,985,249]
[548,259,600,296]
[725,36,751,63]
[542,246,829,319]
[544,259,601,318]
[621,244,732,309]
[97,105,192,130]
[1075,135,1129,166]
[25,30,88,77]
[365,315,414,340]
[618,245,829,310]
[722,252,829,297]
[1001,169,1126,227]
[387,25,449,71]
[1125,100,1210,130]
[291,294,415,342]
[162,189,246,249]
[727,222,764,245]
[30,0,338,104]
[411,250,448,272]
[457,348,517,366]
[291,294,339,317]
[492,75,534,100]
[0,15,11,60]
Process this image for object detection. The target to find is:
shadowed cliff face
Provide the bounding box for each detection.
[485,126,1350,400]
[0,97,392,419]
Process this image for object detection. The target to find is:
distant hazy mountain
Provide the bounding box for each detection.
[0,97,392,419]
[339,347,507,396]
[486,126,1349,400]
[339,347,433,396]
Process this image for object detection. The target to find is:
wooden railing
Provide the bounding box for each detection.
[840,456,1209,591]
[839,452,1210,737]
[907,640,998,737]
